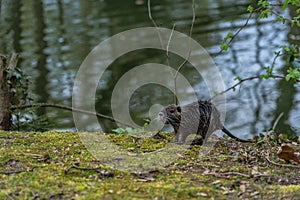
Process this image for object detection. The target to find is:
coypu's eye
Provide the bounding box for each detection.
[158,112,164,117]
[169,109,175,113]
[176,106,181,113]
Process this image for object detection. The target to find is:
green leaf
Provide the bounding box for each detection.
[282,0,290,9]
[247,5,253,13]
[260,74,268,79]
[234,76,242,81]
[286,67,300,81]
[291,20,295,27]
[220,42,228,51]
[258,0,269,8]
[112,128,126,134]
[274,51,281,56]
[225,31,233,40]
[259,9,270,19]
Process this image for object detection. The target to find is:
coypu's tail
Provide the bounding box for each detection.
[221,127,253,143]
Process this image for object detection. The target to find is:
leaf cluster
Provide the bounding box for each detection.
[7,66,52,131]
[112,119,150,134]
[221,0,300,82]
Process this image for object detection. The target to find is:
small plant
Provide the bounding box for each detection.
[112,118,150,134]
[8,65,52,131]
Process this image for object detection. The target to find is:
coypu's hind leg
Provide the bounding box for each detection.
[173,133,179,143]
[190,138,204,145]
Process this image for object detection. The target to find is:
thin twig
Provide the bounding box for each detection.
[215,11,254,57]
[166,24,176,58]
[269,9,293,23]
[64,163,114,178]
[8,53,19,70]
[10,103,134,128]
[266,155,300,168]
[273,74,299,82]
[212,75,261,99]
[148,0,177,103]
[0,167,35,175]
[272,112,284,130]
[220,171,250,177]
[269,3,283,6]
[148,0,175,104]
[166,23,176,103]
[174,0,195,75]
[271,53,283,69]
[173,0,196,104]
[0,0,2,17]
[147,0,164,49]
[211,74,300,100]
[65,164,102,173]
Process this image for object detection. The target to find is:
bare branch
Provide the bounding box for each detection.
[8,53,19,70]
[211,74,300,100]
[266,154,300,168]
[0,167,35,175]
[271,53,283,68]
[147,0,164,49]
[269,9,293,23]
[166,23,176,58]
[272,112,284,130]
[0,0,2,17]
[173,0,196,104]
[215,11,254,57]
[10,103,134,128]
[216,75,261,97]
[175,0,195,75]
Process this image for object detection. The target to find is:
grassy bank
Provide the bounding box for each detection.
[0,131,299,199]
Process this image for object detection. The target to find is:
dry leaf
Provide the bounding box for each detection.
[239,184,246,193]
[196,192,208,197]
[251,166,260,176]
[211,180,221,185]
[277,145,300,164]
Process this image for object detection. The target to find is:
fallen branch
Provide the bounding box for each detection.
[10,103,134,128]
[64,163,114,178]
[0,167,35,175]
[220,171,250,177]
[266,155,300,169]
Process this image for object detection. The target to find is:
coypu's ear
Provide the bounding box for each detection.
[176,106,181,113]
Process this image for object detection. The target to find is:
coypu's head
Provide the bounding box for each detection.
[158,104,182,125]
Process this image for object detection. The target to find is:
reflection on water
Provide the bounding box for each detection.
[0,0,299,136]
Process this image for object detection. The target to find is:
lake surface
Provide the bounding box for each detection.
[0,0,299,137]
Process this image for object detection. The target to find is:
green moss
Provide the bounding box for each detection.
[0,131,299,199]
[278,185,300,193]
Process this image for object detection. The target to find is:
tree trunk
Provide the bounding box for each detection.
[0,54,11,130]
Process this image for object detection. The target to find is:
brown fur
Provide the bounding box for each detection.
[158,101,252,144]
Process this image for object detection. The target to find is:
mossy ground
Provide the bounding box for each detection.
[0,131,299,199]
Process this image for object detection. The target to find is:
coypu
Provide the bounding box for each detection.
[158,100,252,145]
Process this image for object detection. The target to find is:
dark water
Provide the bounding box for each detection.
[0,0,299,137]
